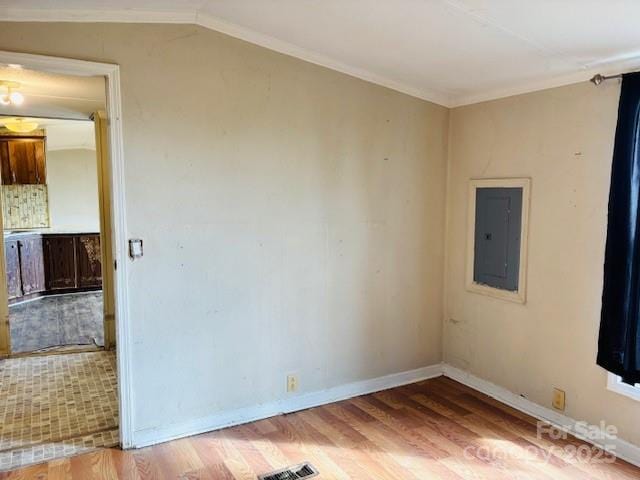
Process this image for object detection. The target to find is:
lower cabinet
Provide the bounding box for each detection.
[4,235,46,301]
[19,235,45,295]
[43,235,77,290]
[5,232,102,303]
[5,239,21,301]
[77,235,102,288]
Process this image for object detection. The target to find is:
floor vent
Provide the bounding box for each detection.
[258,462,318,480]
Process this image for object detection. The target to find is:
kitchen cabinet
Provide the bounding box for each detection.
[77,235,102,288]
[5,232,101,303]
[0,137,47,185]
[18,235,45,295]
[4,239,21,300]
[43,235,78,291]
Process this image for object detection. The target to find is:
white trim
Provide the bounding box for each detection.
[132,363,444,448]
[132,360,640,469]
[607,373,640,402]
[47,145,96,152]
[0,50,134,449]
[3,4,640,108]
[450,57,640,108]
[465,178,531,304]
[194,13,452,107]
[2,7,640,108]
[443,365,640,469]
[449,66,622,108]
[0,8,196,24]
[0,8,452,107]
[103,58,135,450]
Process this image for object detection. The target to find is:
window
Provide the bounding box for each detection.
[466,178,530,303]
[607,373,640,401]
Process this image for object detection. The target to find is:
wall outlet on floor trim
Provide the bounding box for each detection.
[552,388,565,411]
[287,374,298,393]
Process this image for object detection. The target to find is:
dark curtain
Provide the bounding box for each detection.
[598,72,640,385]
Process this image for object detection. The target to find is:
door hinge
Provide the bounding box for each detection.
[114,259,117,270]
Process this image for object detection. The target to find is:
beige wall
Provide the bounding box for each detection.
[4,20,635,451]
[445,81,640,446]
[47,148,100,231]
[0,23,449,437]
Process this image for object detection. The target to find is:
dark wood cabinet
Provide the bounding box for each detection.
[5,239,21,300]
[77,235,102,288]
[18,235,45,295]
[5,232,101,303]
[43,235,78,291]
[0,137,47,185]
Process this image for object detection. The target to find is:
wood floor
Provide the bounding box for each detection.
[2,376,639,480]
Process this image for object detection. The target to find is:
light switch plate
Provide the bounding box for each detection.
[129,239,143,259]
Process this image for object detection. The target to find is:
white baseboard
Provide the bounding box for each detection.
[132,361,640,469]
[442,364,640,468]
[132,363,443,448]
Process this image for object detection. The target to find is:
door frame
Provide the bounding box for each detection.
[0,50,134,448]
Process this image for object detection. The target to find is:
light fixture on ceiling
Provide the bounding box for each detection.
[0,81,24,106]
[3,118,38,133]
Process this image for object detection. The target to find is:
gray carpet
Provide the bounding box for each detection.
[9,292,104,353]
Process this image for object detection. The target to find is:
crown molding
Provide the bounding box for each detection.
[450,57,640,108]
[0,7,196,24]
[1,8,639,108]
[0,7,453,107]
[194,12,453,107]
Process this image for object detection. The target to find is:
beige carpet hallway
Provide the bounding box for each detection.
[0,351,119,471]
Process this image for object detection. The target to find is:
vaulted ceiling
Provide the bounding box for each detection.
[1,0,639,107]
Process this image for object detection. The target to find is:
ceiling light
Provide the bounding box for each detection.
[0,81,24,106]
[4,118,38,133]
[9,91,23,105]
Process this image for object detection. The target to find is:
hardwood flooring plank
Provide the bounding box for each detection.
[2,378,638,479]
[268,415,352,480]
[221,426,275,477]
[399,384,474,417]
[108,448,140,480]
[48,458,73,480]
[161,438,204,479]
[306,408,409,480]
[131,447,167,480]
[291,412,380,480]
[336,401,450,460]
[6,462,48,480]
[355,395,530,480]
[329,402,463,480]
[251,416,352,479]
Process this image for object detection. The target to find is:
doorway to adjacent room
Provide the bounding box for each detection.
[1,117,109,355]
[0,52,130,471]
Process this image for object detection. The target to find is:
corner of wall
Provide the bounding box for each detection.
[440,105,454,363]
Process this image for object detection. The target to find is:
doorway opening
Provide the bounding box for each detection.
[2,117,111,355]
[0,53,131,471]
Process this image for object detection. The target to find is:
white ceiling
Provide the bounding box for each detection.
[42,120,96,151]
[2,0,640,106]
[0,117,96,150]
[0,65,105,119]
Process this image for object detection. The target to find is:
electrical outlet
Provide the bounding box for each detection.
[286,374,298,393]
[552,388,566,411]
